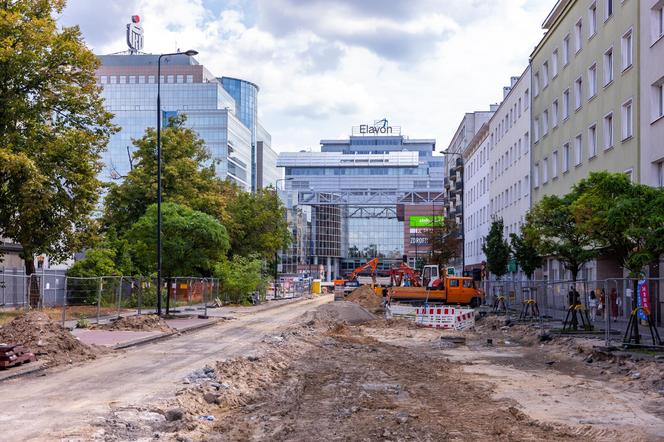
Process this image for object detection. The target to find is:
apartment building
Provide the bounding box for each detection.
[640,1,664,188]
[488,68,532,243]
[463,123,491,271]
[531,0,639,202]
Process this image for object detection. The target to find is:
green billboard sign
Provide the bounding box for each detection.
[409,215,445,228]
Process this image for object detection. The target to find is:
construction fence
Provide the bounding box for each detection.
[0,272,222,325]
[483,277,664,343]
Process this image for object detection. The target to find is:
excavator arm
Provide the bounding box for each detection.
[348,257,379,281]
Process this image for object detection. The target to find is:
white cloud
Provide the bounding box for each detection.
[59,0,553,152]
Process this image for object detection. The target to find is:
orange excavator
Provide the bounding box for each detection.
[335,258,379,294]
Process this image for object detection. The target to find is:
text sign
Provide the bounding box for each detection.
[126,15,144,53]
[409,215,445,228]
[637,279,650,320]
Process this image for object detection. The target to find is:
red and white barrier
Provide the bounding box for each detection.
[388,304,475,330]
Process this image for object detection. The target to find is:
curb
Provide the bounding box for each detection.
[0,363,48,383]
[112,318,223,349]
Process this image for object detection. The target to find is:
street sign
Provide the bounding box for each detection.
[446,267,455,275]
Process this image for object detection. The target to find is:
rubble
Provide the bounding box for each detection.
[91,314,173,332]
[0,311,101,367]
[346,285,384,313]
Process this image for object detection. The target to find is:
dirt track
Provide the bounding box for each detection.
[0,295,331,441]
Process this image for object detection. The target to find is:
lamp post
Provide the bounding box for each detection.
[439,151,465,274]
[156,49,198,317]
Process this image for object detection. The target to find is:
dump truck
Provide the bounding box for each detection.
[388,264,483,307]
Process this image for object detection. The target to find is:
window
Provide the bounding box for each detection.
[575,19,583,52]
[658,162,664,188]
[552,150,559,178]
[588,64,597,98]
[552,99,559,127]
[518,98,522,117]
[138,75,145,84]
[110,76,117,84]
[563,34,571,65]
[655,5,664,41]
[524,132,530,152]
[605,0,613,20]
[552,49,559,77]
[186,75,193,83]
[524,89,530,109]
[563,143,570,172]
[100,75,108,84]
[575,135,583,166]
[563,89,570,119]
[655,81,664,120]
[622,99,633,140]
[543,109,549,135]
[167,75,174,83]
[129,75,136,84]
[534,72,540,96]
[604,47,614,85]
[119,75,126,84]
[588,124,597,158]
[588,3,597,38]
[542,157,549,183]
[148,75,155,83]
[604,113,614,149]
[534,162,540,188]
[575,77,583,109]
[176,75,184,83]
[622,29,633,70]
[543,62,549,88]
[534,117,540,142]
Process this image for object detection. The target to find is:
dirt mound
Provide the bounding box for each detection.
[92,315,172,332]
[300,302,377,328]
[347,285,383,313]
[0,311,99,366]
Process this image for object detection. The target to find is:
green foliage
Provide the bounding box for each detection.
[214,255,266,304]
[103,115,236,232]
[125,203,230,277]
[509,232,542,280]
[67,248,119,278]
[482,218,511,280]
[0,0,116,274]
[572,171,664,278]
[225,188,291,260]
[524,193,598,282]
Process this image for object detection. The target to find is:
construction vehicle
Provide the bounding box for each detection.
[333,258,380,295]
[388,264,483,307]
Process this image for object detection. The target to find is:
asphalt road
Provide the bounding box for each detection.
[0,295,332,441]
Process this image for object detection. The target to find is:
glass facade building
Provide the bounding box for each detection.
[277,127,442,280]
[96,55,272,192]
[221,77,259,191]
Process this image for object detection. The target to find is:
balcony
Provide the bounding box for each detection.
[444,178,451,189]
[454,181,463,191]
[454,157,463,170]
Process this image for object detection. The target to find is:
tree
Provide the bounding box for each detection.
[572,172,664,277]
[103,115,238,232]
[423,218,460,268]
[482,218,511,280]
[224,188,291,260]
[509,232,542,280]
[125,203,230,278]
[214,255,266,304]
[0,0,116,277]
[523,194,598,284]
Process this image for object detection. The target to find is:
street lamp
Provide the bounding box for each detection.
[439,151,465,274]
[156,49,198,317]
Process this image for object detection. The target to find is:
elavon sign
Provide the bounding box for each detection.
[352,119,401,136]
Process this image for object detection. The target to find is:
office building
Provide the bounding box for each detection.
[256,122,281,188]
[277,122,442,280]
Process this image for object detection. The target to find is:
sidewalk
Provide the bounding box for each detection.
[69,296,314,348]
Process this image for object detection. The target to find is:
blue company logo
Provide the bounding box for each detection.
[359,118,393,134]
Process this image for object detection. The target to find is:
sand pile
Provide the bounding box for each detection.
[92,315,173,332]
[300,302,376,328]
[347,285,383,313]
[0,311,99,366]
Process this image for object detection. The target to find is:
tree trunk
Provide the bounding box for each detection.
[24,256,40,309]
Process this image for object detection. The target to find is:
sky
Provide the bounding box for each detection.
[57,0,554,153]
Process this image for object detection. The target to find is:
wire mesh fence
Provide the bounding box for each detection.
[483,277,664,346]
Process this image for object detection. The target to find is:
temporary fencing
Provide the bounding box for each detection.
[389,304,476,330]
[0,271,220,326]
[482,277,664,346]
